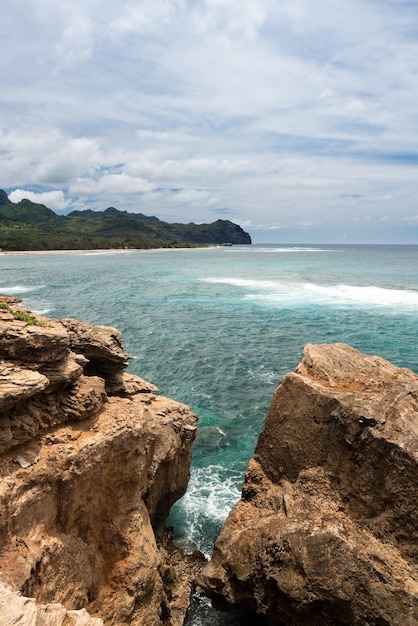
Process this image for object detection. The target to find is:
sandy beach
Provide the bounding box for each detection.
[0,246,212,255]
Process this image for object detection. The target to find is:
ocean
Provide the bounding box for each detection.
[1,243,417,624]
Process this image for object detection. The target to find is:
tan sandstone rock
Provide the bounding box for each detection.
[0,296,198,625]
[0,580,103,626]
[199,343,418,625]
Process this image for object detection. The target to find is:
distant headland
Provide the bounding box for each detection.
[0,189,251,251]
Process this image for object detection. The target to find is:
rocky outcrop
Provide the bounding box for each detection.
[0,296,199,625]
[199,343,418,625]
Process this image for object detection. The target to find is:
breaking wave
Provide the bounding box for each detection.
[203,277,418,311]
[0,284,46,295]
[168,464,243,557]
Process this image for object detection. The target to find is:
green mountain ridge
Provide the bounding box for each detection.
[0,191,251,250]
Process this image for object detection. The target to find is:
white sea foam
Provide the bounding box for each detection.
[204,277,278,290]
[173,465,243,556]
[222,246,330,253]
[247,366,278,384]
[203,277,418,311]
[0,284,45,294]
[252,246,330,253]
[30,308,52,316]
[303,283,418,308]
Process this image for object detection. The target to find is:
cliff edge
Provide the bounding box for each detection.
[0,295,199,625]
[199,343,418,625]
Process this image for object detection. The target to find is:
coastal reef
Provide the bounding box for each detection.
[199,343,418,625]
[0,295,200,625]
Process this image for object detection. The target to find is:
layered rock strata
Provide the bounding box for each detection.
[0,296,199,625]
[199,343,418,625]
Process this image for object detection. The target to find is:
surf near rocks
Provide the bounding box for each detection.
[0,295,202,626]
[199,343,418,625]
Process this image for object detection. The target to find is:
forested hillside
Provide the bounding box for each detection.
[0,190,251,250]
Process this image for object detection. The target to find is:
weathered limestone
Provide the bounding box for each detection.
[0,295,198,625]
[199,343,418,625]
[59,318,131,394]
[0,580,103,626]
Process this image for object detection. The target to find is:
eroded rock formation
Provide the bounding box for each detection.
[199,343,418,625]
[0,296,200,625]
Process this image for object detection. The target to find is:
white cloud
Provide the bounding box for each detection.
[169,189,214,206]
[54,14,93,69]
[8,189,68,211]
[1,0,418,241]
[0,130,102,186]
[110,1,173,37]
[70,173,156,196]
[190,0,269,43]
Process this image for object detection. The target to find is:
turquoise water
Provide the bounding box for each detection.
[1,244,417,623]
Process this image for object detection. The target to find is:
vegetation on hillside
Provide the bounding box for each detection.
[0,190,251,250]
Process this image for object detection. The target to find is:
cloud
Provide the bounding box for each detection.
[110,1,173,37]
[1,0,418,241]
[168,188,214,205]
[211,208,233,215]
[0,129,102,186]
[54,14,93,69]
[9,189,68,211]
[190,0,269,43]
[70,173,156,197]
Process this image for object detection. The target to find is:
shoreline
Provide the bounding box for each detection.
[0,246,216,255]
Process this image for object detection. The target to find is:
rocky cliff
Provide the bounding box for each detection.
[0,295,200,625]
[199,343,418,625]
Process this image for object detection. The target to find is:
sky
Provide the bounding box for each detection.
[1,0,418,243]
